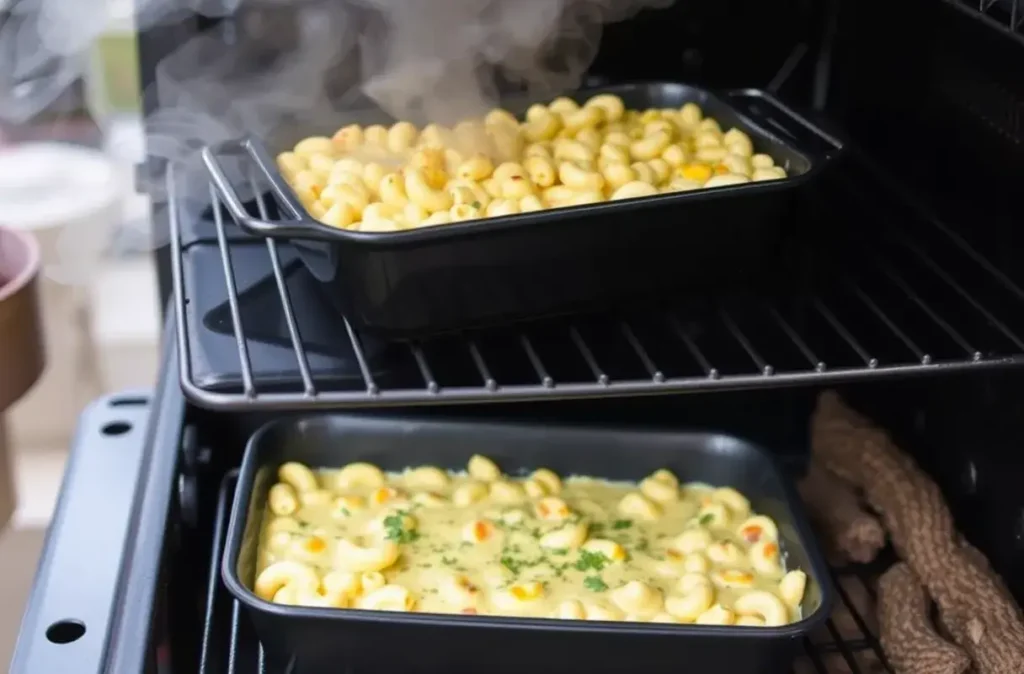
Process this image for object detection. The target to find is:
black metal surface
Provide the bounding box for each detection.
[8,320,186,674]
[223,417,831,674]
[202,85,837,338]
[6,393,152,674]
[206,471,887,674]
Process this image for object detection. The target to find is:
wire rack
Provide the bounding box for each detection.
[172,143,1024,411]
[944,0,1024,36]
[200,472,893,674]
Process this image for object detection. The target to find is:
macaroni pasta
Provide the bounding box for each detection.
[253,456,807,625]
[278,95,788,233]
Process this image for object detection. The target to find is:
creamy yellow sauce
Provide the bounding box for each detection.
[252,457,807,626]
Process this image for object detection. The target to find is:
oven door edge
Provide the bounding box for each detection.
[9,315,185,674]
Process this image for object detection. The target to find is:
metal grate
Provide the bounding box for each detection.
[201,472,893,674]
[172,145,1024,411]
[944,0,1024,37]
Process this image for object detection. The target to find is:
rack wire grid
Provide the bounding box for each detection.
[200,472,893,674]
[172,142,1024,411]
[945,0,1024,37]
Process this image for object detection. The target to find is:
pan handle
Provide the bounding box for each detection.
[725,88,844,157]
[202,139,345,242]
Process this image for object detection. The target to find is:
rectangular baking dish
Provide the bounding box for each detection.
[204,83,844,340]
[223,415,834,674]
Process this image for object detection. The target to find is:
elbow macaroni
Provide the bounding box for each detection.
[253,459,806,626]
[279,95,788,232]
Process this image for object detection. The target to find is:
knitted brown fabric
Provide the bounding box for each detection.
[812,391,1024,674]
[798,459,886,564]
[878,563,970,674]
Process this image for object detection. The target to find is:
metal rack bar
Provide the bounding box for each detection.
[621,322,665,383]
[211,185,257,397]
[767,306,826,372]
[227,602,242,674]
[521,335,555,388]
[251,179,317,397]
[896,235,1024,351]
[846,279,929,364]
[829,571,891,668]
[814,299,878,368]
[824,620,864,673]
[943,0,1024,39]
[468,340,498,391]
[570,327,610,386]
[878,261,980,359]
[721,309,774,376]
[343,317,379,395]
[802,637,829,673]
[410,344,440,394]
[668,315,719,379]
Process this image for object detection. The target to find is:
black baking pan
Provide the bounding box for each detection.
[204,83,844,340]
[223,415,834,674]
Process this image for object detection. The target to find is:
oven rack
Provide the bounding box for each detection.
[173,147,1024,411]
[201,472,893,674]
[945,0,1024,37]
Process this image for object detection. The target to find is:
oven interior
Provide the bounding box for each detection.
[27,0,1024,671]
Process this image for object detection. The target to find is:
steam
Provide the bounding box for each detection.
[1,0,673,261]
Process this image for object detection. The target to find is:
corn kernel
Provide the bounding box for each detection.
[371,487,404,505]
[462,519,496,543]
[510,582,544,600]
[680,163,713,183]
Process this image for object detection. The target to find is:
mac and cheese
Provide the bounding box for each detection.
[254,456,807,626]
[278,95,788,233]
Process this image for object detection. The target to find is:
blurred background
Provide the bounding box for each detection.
[0,0,156,663]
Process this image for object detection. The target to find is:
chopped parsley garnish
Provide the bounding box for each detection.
[501,556,525,574]
[470,200,481,209]
[699,513,715,526]
[612,519,633,530]
[583,575,608,592]
[441,556,458,566]
[383,515,419,543]
[575,549,610,572]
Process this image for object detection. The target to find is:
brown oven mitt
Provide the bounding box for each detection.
[798,458,886,564]
[878,562,971,674]
[812,390,1024,674]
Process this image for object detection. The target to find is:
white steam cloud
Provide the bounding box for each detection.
[1,0,673,263]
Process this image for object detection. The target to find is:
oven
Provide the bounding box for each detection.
[8,0,1024,672]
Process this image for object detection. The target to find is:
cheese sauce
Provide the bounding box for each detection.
[254,459,806,625]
